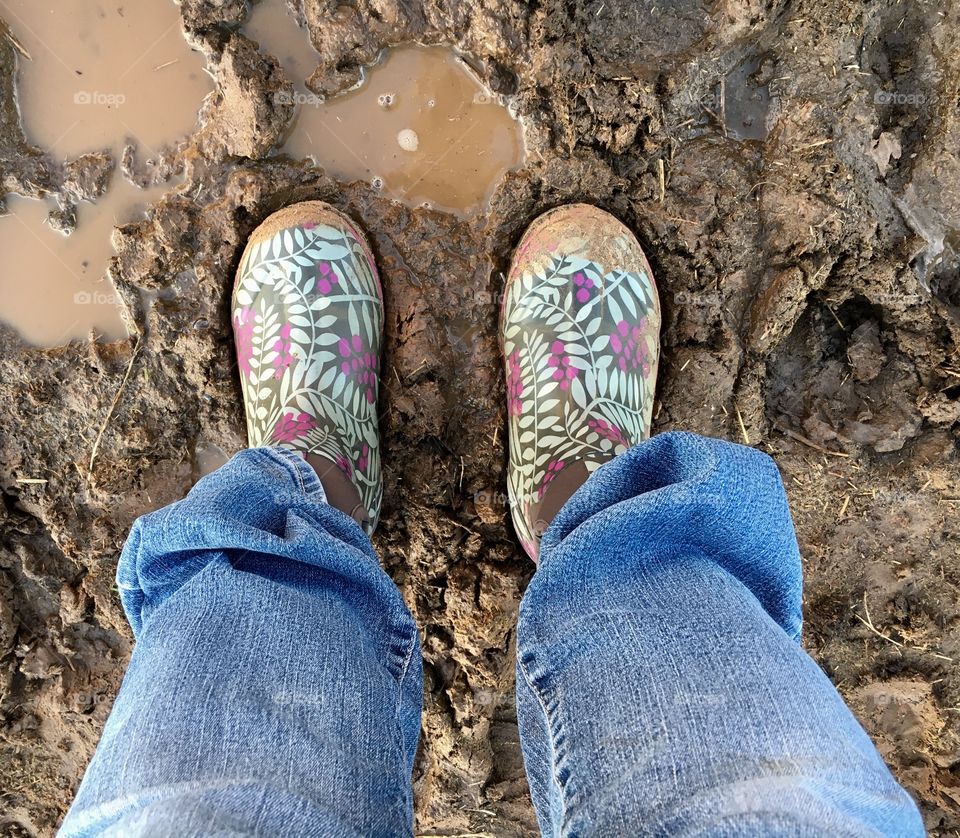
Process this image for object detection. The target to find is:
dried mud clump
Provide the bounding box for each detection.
[0,0,958,835]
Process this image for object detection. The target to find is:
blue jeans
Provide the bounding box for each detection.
[60,433,923,837]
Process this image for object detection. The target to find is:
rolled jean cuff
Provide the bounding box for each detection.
[258,445,328,501]
[116,446,370,638]
[534,430,803,640]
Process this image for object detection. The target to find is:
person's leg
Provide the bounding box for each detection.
[62,201,419,836]
[500,205,922,835]
[515,432,924,836]
[59,447,422,837]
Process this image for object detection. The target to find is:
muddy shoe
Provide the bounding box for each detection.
[232,201,384,533]
[501,204,661,561]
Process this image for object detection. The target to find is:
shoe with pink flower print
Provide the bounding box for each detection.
[501,204,661,561]
[232,201,384,533]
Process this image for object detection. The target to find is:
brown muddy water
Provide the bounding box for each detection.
[0,0,210,159]
[0,184,167,346]
[0,0,210,345]
[0,0,524,346]
[245,0,525,213]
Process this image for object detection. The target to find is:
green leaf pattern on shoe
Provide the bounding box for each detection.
[232,219,384,528]
[502,207,660,559]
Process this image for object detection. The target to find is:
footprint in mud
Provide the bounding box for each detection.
[766,295,924,455]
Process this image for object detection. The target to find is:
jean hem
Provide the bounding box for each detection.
[250,446,328,502]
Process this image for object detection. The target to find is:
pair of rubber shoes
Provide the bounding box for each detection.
[232,201,660,562]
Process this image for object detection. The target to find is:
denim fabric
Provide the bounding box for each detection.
[60,435,923,837]
[518,432,923,836]
[61,448,422,837]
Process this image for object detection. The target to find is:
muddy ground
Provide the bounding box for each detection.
[1,0,959,834]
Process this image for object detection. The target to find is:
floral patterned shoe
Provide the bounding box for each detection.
[232,201,384,533]
[501,204,661,561]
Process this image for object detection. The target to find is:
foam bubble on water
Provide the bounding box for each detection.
[370,175,384,190]
[377,92,395,108]
[397,128,419,152]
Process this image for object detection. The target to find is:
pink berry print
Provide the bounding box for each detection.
[272,323,295,379]
[234,306,257,378]
[572,270,597,305]
[546,340,578,391]
[538,459,566,500]
[272,411,316,444]
[609,319,651,374]
[338,334,379,403]
[317,261,340,295]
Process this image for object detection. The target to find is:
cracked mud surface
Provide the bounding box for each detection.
[1,0,958,834]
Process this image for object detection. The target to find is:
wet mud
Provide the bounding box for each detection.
[0,0,958,834]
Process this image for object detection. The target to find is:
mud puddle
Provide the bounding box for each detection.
[0,0,210,345]
[245,0,525,214]
[0,180,172,345]
[0,0,210,159]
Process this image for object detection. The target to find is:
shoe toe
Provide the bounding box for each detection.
[501,204,661,560]
[232,201,385,532]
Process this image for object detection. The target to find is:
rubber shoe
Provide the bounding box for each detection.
[232,201,384,533]
[500,204,661,561]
